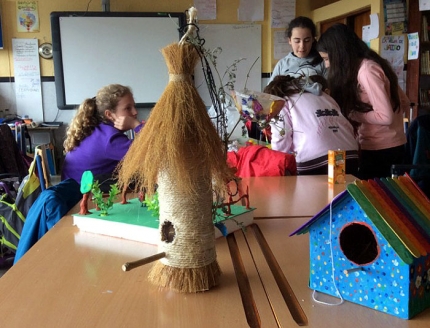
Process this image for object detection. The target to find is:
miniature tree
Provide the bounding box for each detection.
[79,170,94,215]
[91,181,119,216]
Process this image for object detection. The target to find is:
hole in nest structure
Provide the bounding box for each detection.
[339,222,379,266]
[161,221,176,243]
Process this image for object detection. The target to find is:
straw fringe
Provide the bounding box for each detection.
[117,43,234,197]
[148,260,221,293]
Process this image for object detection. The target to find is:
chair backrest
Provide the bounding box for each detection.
[0,124,29,178]
[34,145,53,191]
[393,114,430,198]
[405,114,430,176]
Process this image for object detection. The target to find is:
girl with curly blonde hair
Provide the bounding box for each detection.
[61,84,143,188]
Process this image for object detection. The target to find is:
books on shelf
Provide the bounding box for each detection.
[421,50,430,75]
[419,88,430,107]
[73,198,255,245]
[423,15,429,42]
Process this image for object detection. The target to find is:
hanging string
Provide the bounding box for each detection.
[311,198,344,306]
[177,7,228,152]
[179,7,198,45]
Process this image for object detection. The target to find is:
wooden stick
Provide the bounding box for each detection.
[122,252,166,272]
[250,223,308,326]
[344,267,362,274]
[226,233,261,328]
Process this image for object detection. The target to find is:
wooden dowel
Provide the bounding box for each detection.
[250,223,308,326]
[343,267,363,274]
[122,252,166,272]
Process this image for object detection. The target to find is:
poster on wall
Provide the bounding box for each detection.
[16,1,40,33]
[194,0,216,20]
[383,0,407,35]
[12,38,44,122]
[238,0,263,22]
[381,35,405,89]
[419,0,430,11]
[271,0,295,28]
[274,30,291,59]
[408,32,419,60]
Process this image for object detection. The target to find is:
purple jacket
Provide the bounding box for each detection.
[61,122,142,183]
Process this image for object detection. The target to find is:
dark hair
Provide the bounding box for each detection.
[287,16,322,65]
[264,75,307,98]
[309,75,329,91]
[316,23,400,119]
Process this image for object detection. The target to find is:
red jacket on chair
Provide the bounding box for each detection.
[227,145,297,177]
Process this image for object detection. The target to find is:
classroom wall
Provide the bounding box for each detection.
[0,0,386,84]
[0,0,275,78]
[0,0,382,79]
[0,0,277,172]
[0,0,277,124]
[0,0,385,163]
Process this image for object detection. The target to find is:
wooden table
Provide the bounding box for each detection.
[0,216,428,327]
[0,175,429,327]
[240,175,356,218]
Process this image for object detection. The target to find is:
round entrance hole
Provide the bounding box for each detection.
[339,223,379,265]
[161,221,176,243]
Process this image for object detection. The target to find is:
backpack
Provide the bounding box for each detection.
[0,193,26,254]
[0,158,42,256]
[0,124,30,177]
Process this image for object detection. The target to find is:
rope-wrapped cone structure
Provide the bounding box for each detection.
[117,42,235,293]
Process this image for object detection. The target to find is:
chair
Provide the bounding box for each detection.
[34,144,54,191]
[391,114,430,197]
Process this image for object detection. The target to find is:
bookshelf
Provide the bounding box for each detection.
[407,0,430,118]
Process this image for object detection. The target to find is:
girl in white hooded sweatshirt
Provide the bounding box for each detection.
[264,75,359,175]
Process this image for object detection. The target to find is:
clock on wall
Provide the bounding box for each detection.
[38,42,53,59]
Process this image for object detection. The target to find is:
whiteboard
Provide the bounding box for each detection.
[194,24,262,107]
[51,12,185,109]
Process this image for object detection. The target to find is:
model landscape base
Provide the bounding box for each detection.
[73,198,255,245]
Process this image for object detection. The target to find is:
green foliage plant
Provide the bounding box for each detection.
[143,192,160,217]
[91,181,119,216]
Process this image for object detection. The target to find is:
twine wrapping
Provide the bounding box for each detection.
[169,73,192,84]
[157,171,216,268]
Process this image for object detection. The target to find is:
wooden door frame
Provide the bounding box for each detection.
[317,6,371,39]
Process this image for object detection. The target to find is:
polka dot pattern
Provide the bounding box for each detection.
[308,195,430,319]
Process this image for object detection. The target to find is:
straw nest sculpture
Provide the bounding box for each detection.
[117,39,235,292]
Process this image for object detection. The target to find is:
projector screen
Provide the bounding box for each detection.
[51,12,185,109]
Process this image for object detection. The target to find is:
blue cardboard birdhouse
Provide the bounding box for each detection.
[291,175,430,319]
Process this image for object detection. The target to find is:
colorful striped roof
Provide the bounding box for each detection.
[290,174,430,265]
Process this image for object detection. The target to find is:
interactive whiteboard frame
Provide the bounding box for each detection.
[51,12,185,109]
